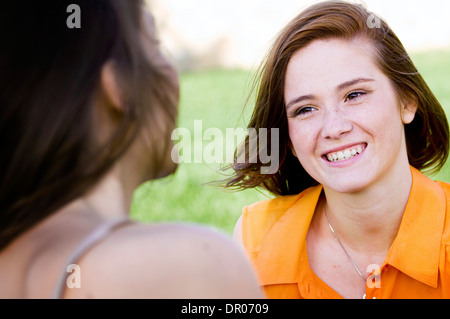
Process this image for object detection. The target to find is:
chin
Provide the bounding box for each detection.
[323,176,373,194]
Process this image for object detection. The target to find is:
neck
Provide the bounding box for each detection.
[321,164,412,255]
[54,171,130,226]
[82,172,131,219]
[79,159,138,220]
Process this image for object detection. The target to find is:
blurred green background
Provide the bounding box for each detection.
[130,50,450,235]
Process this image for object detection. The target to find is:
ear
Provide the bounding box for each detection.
[401,97,418,125]
[100,61,123,113]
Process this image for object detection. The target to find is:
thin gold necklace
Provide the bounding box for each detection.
[323,206,367,283]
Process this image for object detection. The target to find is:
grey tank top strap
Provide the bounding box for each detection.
[50,217,132,299]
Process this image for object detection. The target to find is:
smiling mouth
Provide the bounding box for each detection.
[324,143,367,162]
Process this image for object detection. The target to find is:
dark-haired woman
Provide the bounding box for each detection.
[228,1,450,299]
[0,1,263,298]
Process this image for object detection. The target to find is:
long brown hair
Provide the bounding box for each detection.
[225,0,449,196]
[0,1,178,250]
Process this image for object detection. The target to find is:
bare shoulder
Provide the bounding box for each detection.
[64,222,263,298]
[233,215,243,243]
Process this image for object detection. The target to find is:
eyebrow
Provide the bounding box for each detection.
[285,77,375,110]
[337,77,374,91]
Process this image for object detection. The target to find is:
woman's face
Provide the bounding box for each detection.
[284,37,416,193]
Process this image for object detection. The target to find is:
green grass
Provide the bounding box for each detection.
[130,50,450,234]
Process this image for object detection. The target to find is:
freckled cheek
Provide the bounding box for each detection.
[358,101,400,130]
[372,116,405,150]
[352,109,404,155]
[287,120,320,159]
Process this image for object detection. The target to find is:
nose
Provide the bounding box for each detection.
[320,107,353,139]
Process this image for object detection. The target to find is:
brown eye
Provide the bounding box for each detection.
[294,106,317,117]
[345,91,365,102]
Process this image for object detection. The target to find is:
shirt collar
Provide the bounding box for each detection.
[254,166,446,288]
[255,185,322,285]
[385,166,446,288]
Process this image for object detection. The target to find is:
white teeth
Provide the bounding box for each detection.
[326,145,365,162]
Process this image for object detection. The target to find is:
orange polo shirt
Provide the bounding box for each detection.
[241,166,450,298]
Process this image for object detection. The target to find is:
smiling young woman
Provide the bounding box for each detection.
[226,1,450,299]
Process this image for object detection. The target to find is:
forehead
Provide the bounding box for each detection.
[284,38,380,94]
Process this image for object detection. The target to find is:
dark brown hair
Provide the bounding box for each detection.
[0,1,178,250]
[225,0,449,196]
